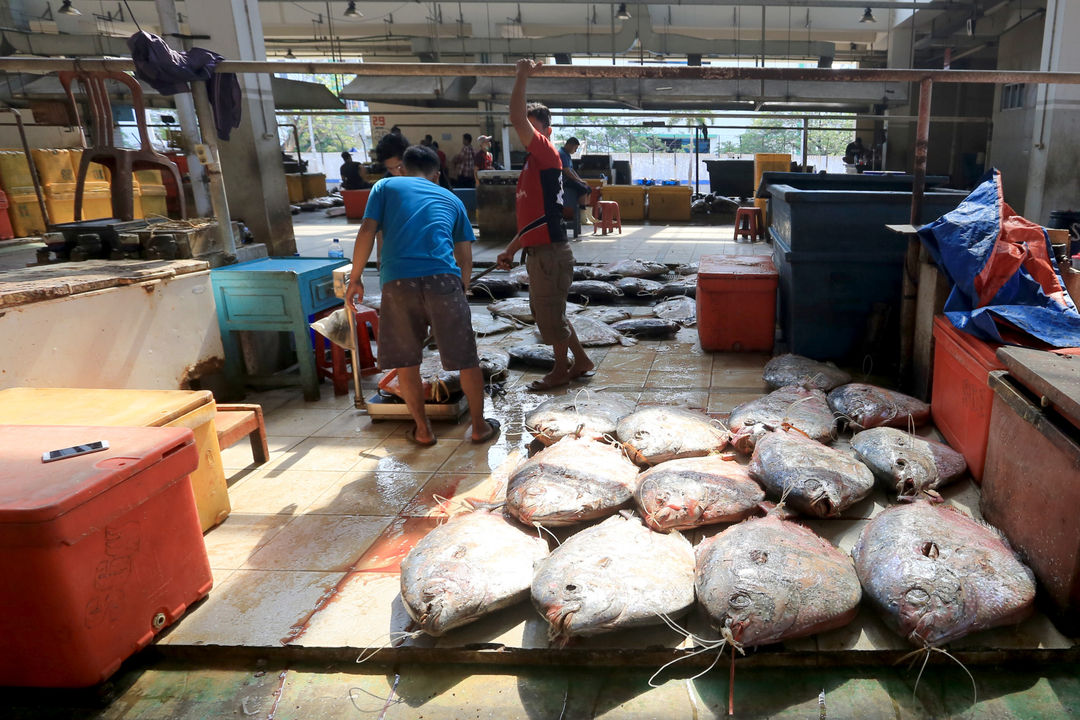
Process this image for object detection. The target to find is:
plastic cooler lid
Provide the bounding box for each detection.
[699,255,777,278]
[0,388,212,428]
[0,425,195,524]
[931,315,1002,369]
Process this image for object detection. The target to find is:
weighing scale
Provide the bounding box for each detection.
[365,391,470,423]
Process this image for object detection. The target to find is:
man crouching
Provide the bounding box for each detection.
[345,145,499,446]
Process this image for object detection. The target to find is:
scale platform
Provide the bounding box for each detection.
[365,391,470,422]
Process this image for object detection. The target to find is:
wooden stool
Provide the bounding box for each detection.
[734,206,765,242]
[594,200,622,235]
[312,307,352,396]
[352,303,380,377]
[215,404,269,465]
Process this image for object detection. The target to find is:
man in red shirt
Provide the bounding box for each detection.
[496,59,593,391]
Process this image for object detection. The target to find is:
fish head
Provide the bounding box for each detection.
[638,478,704,530]
[509,481,595,525]
[707,556,800,646]
[892,552,968,646]
[800,475,841,517]
[413,562,479,636]
[535,561,620,642]
[887,442,940,499]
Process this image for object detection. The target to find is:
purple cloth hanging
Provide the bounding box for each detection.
[127,30,242,141]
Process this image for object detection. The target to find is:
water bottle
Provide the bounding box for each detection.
[328,238,345,258]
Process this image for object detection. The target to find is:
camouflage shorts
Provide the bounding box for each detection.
[377,273,479,371]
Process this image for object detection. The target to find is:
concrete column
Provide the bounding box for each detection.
[187,0,295,255]
[1024,0,1080,225]
[884,16,915,172]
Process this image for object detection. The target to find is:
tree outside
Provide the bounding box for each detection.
[718,115,854,158]
[279,113,369,155]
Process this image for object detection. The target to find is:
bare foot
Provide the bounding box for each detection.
[569,358,596,380]
[527,372,572,391]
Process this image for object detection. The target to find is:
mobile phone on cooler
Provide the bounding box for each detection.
[42,440,110,463]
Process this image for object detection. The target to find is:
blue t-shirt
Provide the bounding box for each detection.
[363,176,476,284]
[558,148,572,170]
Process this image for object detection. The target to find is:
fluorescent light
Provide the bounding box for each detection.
[860,7,877,23]
[615,3,631,21]
[344,1,362,18]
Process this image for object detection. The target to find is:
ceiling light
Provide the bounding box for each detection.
[58,0,81,16]
[284,48,296,60]
[344,1,362,18]
[615,4,631,21]
[860,7,877,24]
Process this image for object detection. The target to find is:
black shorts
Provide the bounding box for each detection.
[377,274,479,371]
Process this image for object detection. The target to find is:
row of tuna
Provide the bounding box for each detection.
[472,259,698,301]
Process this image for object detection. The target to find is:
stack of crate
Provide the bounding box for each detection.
[0,150,46,237]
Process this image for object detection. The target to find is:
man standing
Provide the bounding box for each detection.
[496,59,593,392]
[339,151,367,190]
[452,133,477,188]
[558,136,596,229]
[345,145,499,446]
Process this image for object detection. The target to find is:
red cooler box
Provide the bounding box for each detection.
[930,316,1004,482]
[0,425,212,687]
[0,190,13,240]
[341,189,371,220]
[697,255,777,352]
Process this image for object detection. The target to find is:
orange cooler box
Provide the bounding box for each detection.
[0,424,212,687]
[341,189,370,219]
[697,255,777,352]
[0,389,230,532]
[930,316,1004,482]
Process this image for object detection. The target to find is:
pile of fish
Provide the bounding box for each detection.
[396,353,1039,656]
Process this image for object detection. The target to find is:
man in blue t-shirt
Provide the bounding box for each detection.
[345,145,499,447]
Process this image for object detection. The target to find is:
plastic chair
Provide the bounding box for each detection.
[593,200,622,235]
[734,206,765,242]
[312,307,351,396]
[58,70,186,222]
[351,303,380,377]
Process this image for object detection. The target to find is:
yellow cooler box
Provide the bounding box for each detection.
[302,173,326,199]
[646,185,692,221]
[31,148,75,186]
[286,174,304,204]
[599,185,646,221]
[135,169,168,218]
[753,153,790,215]
[0,388,231,532]
[5,188,46,237]
[68,150,115,220]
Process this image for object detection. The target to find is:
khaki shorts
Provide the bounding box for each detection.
[525,242,574,344]
[377,274,479,371]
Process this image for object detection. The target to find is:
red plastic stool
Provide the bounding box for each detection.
[312,307,351,396]
[593,200,622,235]
[734,206,765,243]
[351,303,380,377]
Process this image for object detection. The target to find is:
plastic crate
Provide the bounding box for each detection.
[286,174,304,204]
[646,185,692,221]
[0,189,12,240]
[599,185,645,221]
[0,424,211,687]
[302,173,327,199]
[753,153,790,215]
[697,255,777,352]
[341,189,370,219]
[930,316,1004,482]
[6,187,46,237]
[30,148,75,186]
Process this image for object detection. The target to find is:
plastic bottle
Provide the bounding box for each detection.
[328,238,345,258]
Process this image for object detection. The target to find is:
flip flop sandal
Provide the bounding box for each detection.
[471,418,502,444]
[527,378,570,392]
[405,426,438,447]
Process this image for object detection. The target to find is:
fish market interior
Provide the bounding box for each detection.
[3,0,1080,717]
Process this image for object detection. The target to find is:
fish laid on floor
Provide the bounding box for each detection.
[828,383,931,430]
[509,265,530,287]
[399,509,550,636]
[508,344,560,370]
[505,436,641,526]
[696,514,862,647]
[471,311,517,337]
[851,427,967,501]
[469,273,519,300]
[568,280,623,303]
[655,275,698,298]
[635,455,764,531]
[489,298,583,325]
[614,277,664,298]
[602,259,671,279]
[574,265,617,281]
[748,429,875,518]
[611,318,681,339]
[581,307,633,325]
[674,261,699,276]
[531,513,695,644]
[617,406,729,466]
[564,315,637,347]
[762,353,852,392]
[653,296,697,326]
[360,294,381,311]
[727,385,836,454]
[852,501,1036,646]
[477,347,511,383]
[525,393,637,445]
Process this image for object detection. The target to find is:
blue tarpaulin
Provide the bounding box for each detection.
[917,169,1080,348]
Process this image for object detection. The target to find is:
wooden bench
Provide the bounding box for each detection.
[215,403,269,465]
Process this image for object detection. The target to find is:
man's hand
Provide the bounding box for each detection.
[496,250,515,270]
[516,58,542,77]
[345,278,365,309]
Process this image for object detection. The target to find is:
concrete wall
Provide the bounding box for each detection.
[989,12,1045,211]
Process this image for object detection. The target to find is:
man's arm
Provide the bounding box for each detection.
[453,241,473,286]
[344,217,379,305]
[510,59,541,147]
[495,232,524,270]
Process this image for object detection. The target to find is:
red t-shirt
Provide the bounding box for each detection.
[477,150,493,171]
[516,129,565,247]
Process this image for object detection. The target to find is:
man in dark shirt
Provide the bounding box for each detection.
[558,137,595,229]
[339,151,367,190]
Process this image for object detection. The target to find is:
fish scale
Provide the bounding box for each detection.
[635,455,764,531]
[728,385,836,454]
[762,354,852,392]
[617,406,729,466]
[851,427,967,500]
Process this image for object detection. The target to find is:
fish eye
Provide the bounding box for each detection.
[905,588,930,606]
[565,584,578,592]
[729,593,752,609]
[749,549,769,565]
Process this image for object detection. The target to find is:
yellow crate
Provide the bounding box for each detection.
[43,182,76,225]
[0,150,35,190]
[31,148,75,186]
[81,184,112,220]
[6,187,46,237]
[131,177,144,219]
[302,172,326,199]
[286,173,304,203]
[646,185,692,222]
[0,388,231,532]
[139,182,169,218]
[585,178,605,189]
[599,185,646,221]
[754,153,790,215]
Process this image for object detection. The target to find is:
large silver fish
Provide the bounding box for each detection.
[762,354,852,392]
[827,383,931,430]
[568,280,623,303]
[525,393,637,446]
[565,315,637,347]
[696,514,862,647]
[614,277,664,297]
[601,258,671,279]
[505,436,641,527]
[852,501,1036,646]
[728,385,836,454]
[851,427,967,500]
[635,455,764,531]
[652,296,697,326]
[399,509,549,636]
[748,429,875,518]
[531,513,695,644]
[611,318,680,339]
[617,406,729,466]
[580,307,633,325]
[489,298,583,325]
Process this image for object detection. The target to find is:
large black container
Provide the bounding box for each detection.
[704,160,755,197]
[612,160,631,185]
[766,177,966,362]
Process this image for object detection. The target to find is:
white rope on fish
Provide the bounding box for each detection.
[348,677,405,714]
[647,613,744,688]
[896,643,979,706]
[534,522,562,547]
[354,629,427,664]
